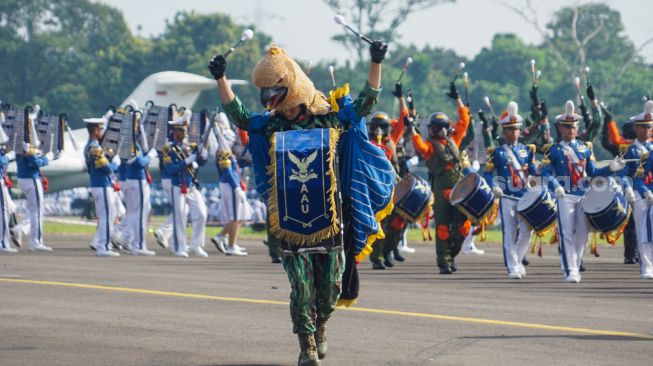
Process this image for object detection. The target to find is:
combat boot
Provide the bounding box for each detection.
[315,320,328,359]
[297,333,320,366]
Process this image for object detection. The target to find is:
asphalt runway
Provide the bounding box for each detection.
[1,234,652,366]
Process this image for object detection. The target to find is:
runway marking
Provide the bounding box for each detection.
[2,278,652,340]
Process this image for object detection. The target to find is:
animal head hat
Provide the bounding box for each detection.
[251,46,329,115]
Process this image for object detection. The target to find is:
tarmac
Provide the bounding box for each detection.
[1,234,652,365]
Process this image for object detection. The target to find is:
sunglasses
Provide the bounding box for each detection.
[560,124,578,129]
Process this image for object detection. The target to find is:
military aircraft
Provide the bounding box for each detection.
[7,71,249,192]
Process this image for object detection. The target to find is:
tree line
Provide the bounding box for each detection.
[1,1,651,155]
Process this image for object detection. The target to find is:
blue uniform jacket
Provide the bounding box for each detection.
[84,140,119,188]
[162,141,206,188]
[540,140,610,196]
[0,151,10,178]
[484,143,537,198]
[16,150,48,179]
[125,144,150,181]
[623,140,653,198]
[218,155,241,189]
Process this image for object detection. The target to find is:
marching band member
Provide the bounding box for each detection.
[626,101,653,279]
[162,110,209,258]
[483,102,537,279]
[368,81,408,269]
[540,100,624,283]
[123,142,158,256]
[0,123,17,253]
[210,112,250,256]
[409,81,472,274]
[209,37,386,364]
[83,112,122,257]
[16,113,53,252]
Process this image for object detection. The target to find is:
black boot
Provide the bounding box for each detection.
[298,333,320,366]
[522,256,530,266]
[383,252,395,268]
[372,259,386,270]
[579,261,586,272]
[439,266,453,274]
[271,255,282,264]
[315,320,328,360]
[450,260,457,273]
[393,248,405,262]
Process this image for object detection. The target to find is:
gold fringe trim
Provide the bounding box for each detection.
[459,199,499,242]
[600,205,631,245]
[355,194,395,262]
[336,298,357,308]
[327,83,350,112]
[267,129,341,245]
[394,194,434,224]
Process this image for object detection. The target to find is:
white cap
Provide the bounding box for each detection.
[555,100,581,124]
[633,100,653,124]
[168,109,192,129]
[500,101,523,127]
[84,110,114,124]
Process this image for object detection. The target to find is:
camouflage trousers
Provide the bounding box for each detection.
[282,250,345,334]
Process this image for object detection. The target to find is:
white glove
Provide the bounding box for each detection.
[44,151,54,161]
[5,151,16,161]
[111,155,121,167]
[184,153,197,165]
[625,187,636,204]
[191,161,199,171]
[609,156,626,172]
[147,149,158,159]
[199,147,208,160]
[645,191,653,206]
[492,186,504,198]
[127,156,137,165]
[22,142,31,153]
[471,160,480,172]
[554,186,566,199]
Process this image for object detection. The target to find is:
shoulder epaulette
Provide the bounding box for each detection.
[527,144,536,154]
[486,146,496,156]
[585,141,593,149]
[619,143,630,155]
[541,143,552,154]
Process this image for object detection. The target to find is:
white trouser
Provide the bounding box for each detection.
[499,198,532,274]
[123,179,151,251]
[557,195,589,278]
[112,188,130,244]
[632,198,653,276]
[18,178,44,249]
[0,179,11,249]
[170,185,206,253]
[158,178,178,240]
[462,226,475,251]
[91,187,117,252]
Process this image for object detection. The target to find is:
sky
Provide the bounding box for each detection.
[97,0,653,64]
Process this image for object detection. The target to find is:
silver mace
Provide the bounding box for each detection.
[396,57,413,83]
[530,59,542,84]
[483,96,497,118]
[223,28,254,58]
[451,62,465,83]
[574,76,583,105]
[334,15,373,44]
[328,65,336,89]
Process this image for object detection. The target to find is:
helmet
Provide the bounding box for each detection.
[370,111,391,128]
[427,112,449,128]
[427,112,449,138]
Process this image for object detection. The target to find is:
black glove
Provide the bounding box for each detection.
[601,104,613,123]
[446,82,459,101]
[392,82,403,98]
[369,40,388,64]
[529,84,539,104]
[539,100,548,118]
[586,82,596,101]
[208,54,227,80]
[478,110,489,130]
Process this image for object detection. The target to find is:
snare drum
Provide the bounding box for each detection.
[582,186,630,233]
[393,175,433,223]
[517,189,558,235]
[450,173,495,223]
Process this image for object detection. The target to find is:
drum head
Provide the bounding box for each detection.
[450,173,479,205]
[393,176,416,204]
[517,189,543,211]
[582,188,617,214]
